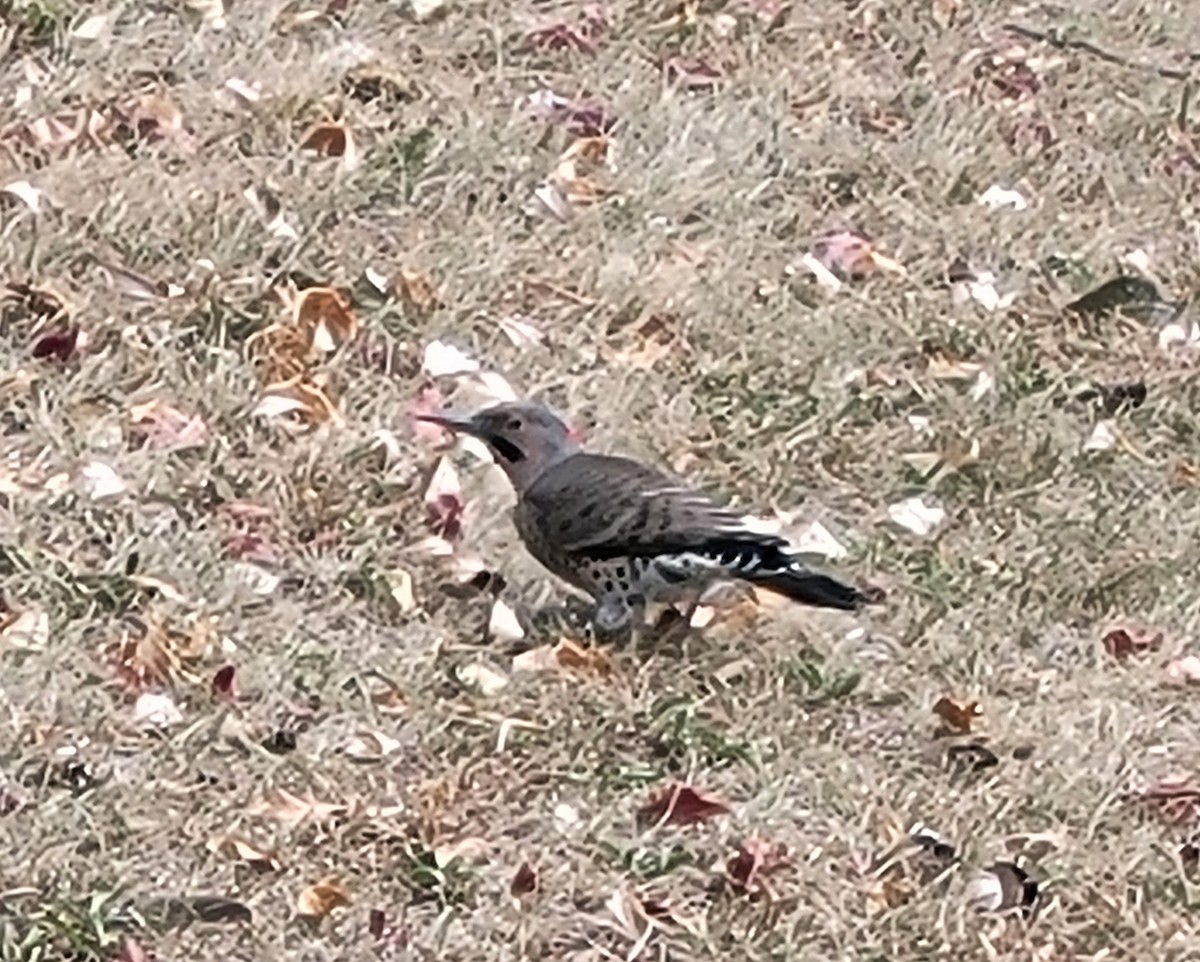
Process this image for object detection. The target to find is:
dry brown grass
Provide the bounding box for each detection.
[4,0,1200,958]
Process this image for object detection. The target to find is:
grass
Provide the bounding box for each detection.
[3,0,1200,958]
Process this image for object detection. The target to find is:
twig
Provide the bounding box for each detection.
[1004,22,1193,82]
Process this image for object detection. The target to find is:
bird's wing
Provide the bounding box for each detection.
[521,453,783,556]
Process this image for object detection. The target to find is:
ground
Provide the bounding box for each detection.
[2,0,1200,958]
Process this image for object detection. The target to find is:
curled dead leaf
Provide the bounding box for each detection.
[510,861,538,898]
[252,377,343,426]
[301,122,360,170]
[289,286,357,353]
[247,787,346,826]
[296,877,350,918]
[639,783,731,828]
[726,837,790,896]
[1103,627,1163,661]
[397,268,440,313]
[206,834,281,871]
[932,696,981,734]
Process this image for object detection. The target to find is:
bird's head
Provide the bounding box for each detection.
[416,401,580,489]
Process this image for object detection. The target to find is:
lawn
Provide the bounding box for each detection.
[2,0,1200,959]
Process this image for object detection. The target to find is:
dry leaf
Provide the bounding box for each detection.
[433,836,489,868]
[726,837,790,895]
[1131,776,1200,825]
[301,123,360,170]
[424,457,464,540]
[134,691,183,727]
[510,861,538,897]
[497,313,545,348]
[344,729,401,761]
[488,598,526,642]
[290,286,357,353]
[1102,627,1163,661]
[2,180,42,213]
[398,269,440,312]
[886,496,945,537]
[1166,655,1200,686]
[457,662,509,695]
[932,696,981,734]
[296,877,350,918]
[639,783,731,827]
[252,377,343,426]
[211,664,237,701]
[0,609,49,651]
[421,340,478,377]
[248,787,346,826]
[812,230,905,281]
[554,637,614,677]
[78,461,127,499]
[129,400,210,450]
[207,834,281,870]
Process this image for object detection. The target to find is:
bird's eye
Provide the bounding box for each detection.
[507,418,522,431]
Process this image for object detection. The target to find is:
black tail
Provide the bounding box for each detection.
[747,566,866,611]
[695,538,868,612]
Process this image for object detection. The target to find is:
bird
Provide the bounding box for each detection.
[417,401,869,638]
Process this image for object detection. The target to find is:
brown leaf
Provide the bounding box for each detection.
[252,376,343,426]
[211,663,237,701]
[1103,627,1164,661]
[247,787,346,826]
[31,322,81,362]
[288,285,357,353]
[296,877,351,918]
[206,833,281,871]
[726,837,790,895]
[932,695,981,734]
[397,268,441,313]
[554,638,615,678]
[639,783,731,827]
[510,861,538,898]
[301,122,359,169]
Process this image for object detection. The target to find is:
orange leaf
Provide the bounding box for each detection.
[290,286,357,352]
[639,783,730,827]
[932,695,981,734]
[296,877,351,917]
[397,268,440,312]
[554,638,614,677]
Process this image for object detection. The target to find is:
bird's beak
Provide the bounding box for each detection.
[414,409,483,438]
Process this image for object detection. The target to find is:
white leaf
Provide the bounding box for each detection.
[407,0,446,21]
[251,394,307,420]
[977,184,1028,211]
[471,370,519,404]
[3,180,42,213]
[887,496,945,537]
[970,369,995,400]
[223,77,261,105]
[529,182,572,222]
[497,314,545,349]
[790,521,849,561]
[362,266,389,295]
[344,729,401,761]
[229,562,280,596]
[1159,320,1200,350]
[422,340,479,378]
[134,692,183,728]
[424,456,462,506]
[1,610,49,651]
[457,662,509,696]
[78,461,127,500]
[1083,420,1117,453]
[71,12,111,40]
[487,599,526,642]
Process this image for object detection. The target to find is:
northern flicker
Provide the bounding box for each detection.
[418,401,868,636]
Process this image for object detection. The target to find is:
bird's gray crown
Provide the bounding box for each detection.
[417,401,580,490]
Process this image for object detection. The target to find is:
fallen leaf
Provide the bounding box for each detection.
[812,230,905,281]
[726,837,790,894]
[296,877,350,918]
[789,520,848,561]
[290,286,357,353]
[77,461,127,500]
[886,496,945,537]
[0,609,49,651]
[207,834,281,871]
[383,568,417,613]
[525,21,597,54]
[129,399,210,450]
[31,322,81,362]
[2,179,43,213]
[397,268,440,313]
[977,184,1029,211]
[344,729,401,761]
[134,691,184,728]
[933,695,981,734]
[663,56,724,89]
[301,123,360,171]
[424,457,464,540]
[457,662,509,696]
[487,598,526,642]
[252,378,343,426]
[1103,627,1163,661]
[433,836,489,868]
[554,637,614,677]
[1166,655,1200,686]
[497,313,545,348]
[510,861,538,898]
[605,888,655,948]
[1083,420,1117,453]
[247,787,346,826]
[1131,776,1200,825]
[422,339,478,377]
[211,664,237,701]
[639,783,731,827]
